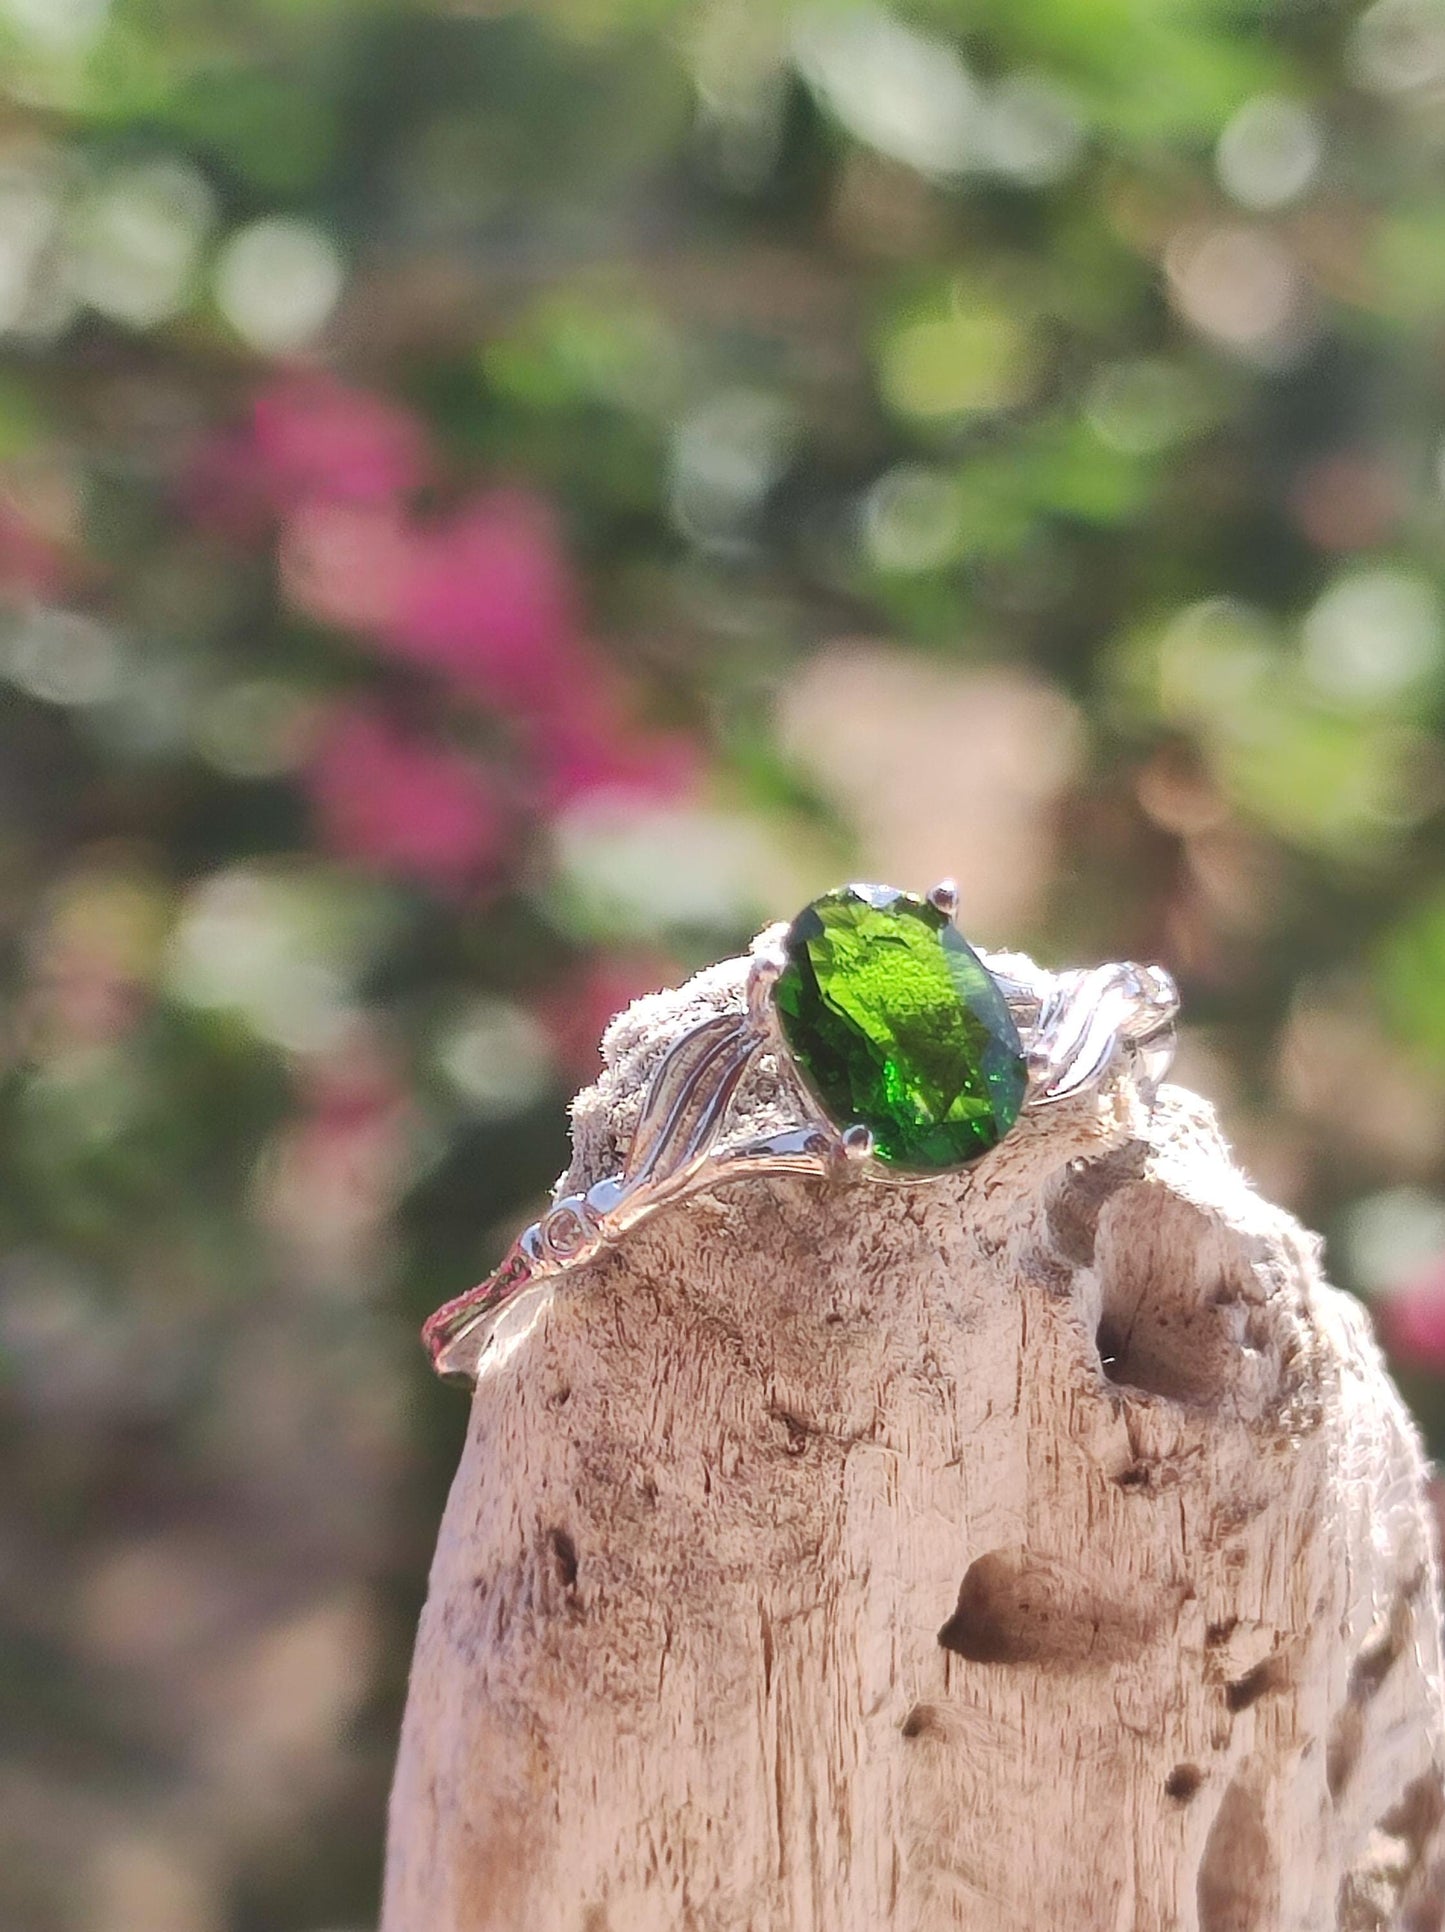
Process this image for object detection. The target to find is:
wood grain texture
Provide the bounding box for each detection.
[383,954,1445,1932]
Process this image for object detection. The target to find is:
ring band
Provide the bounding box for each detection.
[423,881,1179,1387]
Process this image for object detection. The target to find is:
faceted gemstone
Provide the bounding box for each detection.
[773,883,1027,1173]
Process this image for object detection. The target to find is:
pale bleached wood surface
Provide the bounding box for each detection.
[383,953,1445,1932]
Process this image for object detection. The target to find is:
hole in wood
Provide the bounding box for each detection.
[937,1547,1163,1668]
[900,1703,942,1740]
[548,1528,579,1591]
[772,1410,810,1455]
[1327,1706,1364,1805]
[1336,1774,1445,1931]
[1045,1142,1149,1267]
[1381,1771,1444,1864]
[1225,1654,1289,1714]
[1166,1764,1203,1804]
[1328,1581,1417,1799]
[1093,1185,1259,1405]
[1198,1771,1278,1932]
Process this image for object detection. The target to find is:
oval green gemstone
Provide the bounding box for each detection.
[773,883,1028,1173]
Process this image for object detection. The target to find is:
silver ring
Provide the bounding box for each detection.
[423,880,1179,1387]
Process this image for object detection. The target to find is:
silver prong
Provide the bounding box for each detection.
[841,1123,874,1163]
[746,943,787,1026]
[927,878,959,919]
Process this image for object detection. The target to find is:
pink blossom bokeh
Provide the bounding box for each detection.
[186,376,430,541]
[1378,1258,1445,1376]
[189,375,695,895]
[306,705,508,897]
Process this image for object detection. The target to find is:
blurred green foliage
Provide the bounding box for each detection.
[3,0,1445,1927]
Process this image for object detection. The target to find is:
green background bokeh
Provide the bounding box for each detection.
[4,2,1445,1925]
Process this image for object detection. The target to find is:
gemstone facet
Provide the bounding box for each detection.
[773,883,1027,1173]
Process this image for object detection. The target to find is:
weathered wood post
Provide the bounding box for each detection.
[383,952,1445,1932]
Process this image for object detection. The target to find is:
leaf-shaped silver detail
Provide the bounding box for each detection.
[621,1011,757,1188]
[1028,963,1178,1105]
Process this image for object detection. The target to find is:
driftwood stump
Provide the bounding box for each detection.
[383,954,1445,1932]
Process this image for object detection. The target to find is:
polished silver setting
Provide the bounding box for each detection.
[423,886,1179,1386]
